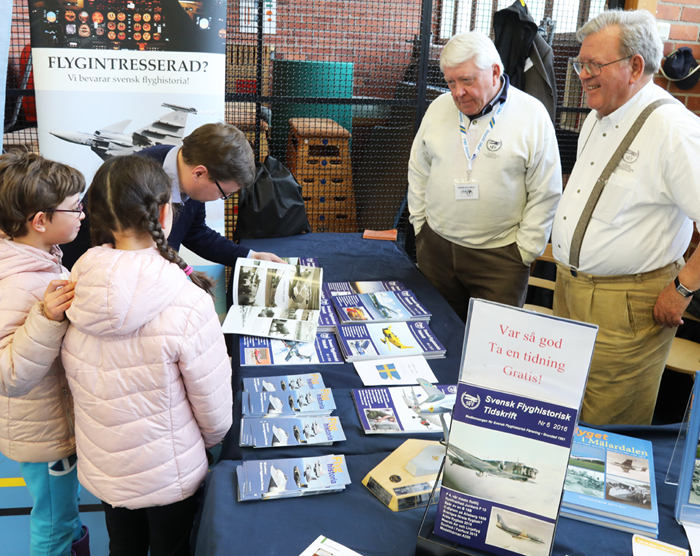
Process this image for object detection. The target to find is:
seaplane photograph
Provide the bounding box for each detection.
[485,508,553,556]
[443,421,570,518]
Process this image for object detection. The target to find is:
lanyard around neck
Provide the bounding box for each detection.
[458,101,504,178]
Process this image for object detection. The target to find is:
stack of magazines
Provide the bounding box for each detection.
[237,454,351,501]
[238,334,343,366]
[240,416,346,448]
[331,290,431,325]
[336,321,446,362]
[561,426,659,537]
[240,373,344,448]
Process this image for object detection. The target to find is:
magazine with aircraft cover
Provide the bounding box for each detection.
[432,299,598,556]
[336,321,446,362]
[298,535,364,556]
[332,290,431,324]
[563,426,658,533]
[236,454,351,501]
[322,280,407,298]
[239,334,343,366]
[352,382,456,434]
[242,388,336,417]
[240,416,346,448]
[242,373,326,393]
[221,259,323,342]
[675,372,700,525]
[282,257,318,266]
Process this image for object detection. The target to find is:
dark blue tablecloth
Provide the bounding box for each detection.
[220,233,466,462]
[194,234,690,556]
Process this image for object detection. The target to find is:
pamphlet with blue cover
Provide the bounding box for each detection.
[239,334,343,366]
[240,416,346,448]
[322,280,407,298]
[336,321,446,362]
[675,372,700,525]
[562,426,658,535]
[433,299,597,556]
[560,507,658,537]
[352,384,456,434]
[332,290,431,324]
[242,387,336,417]
[236,454,351,501]
[242,372,325,393]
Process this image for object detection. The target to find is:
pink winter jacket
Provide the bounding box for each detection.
[0,239,75,463]
[62,245,232,509]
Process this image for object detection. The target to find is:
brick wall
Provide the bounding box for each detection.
[655,0,700,114]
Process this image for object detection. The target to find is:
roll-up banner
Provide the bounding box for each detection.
[27,0,229,314]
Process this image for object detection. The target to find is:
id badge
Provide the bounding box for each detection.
[455,179,479,200]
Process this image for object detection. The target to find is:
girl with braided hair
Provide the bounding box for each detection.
[61,155,233,556]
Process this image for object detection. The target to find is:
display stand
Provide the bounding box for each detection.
[415,461,489,556]
[666,392,694,487]
[674,371,700,524]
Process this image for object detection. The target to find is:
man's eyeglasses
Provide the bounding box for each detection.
[214,180,235,201]
[572,56,632,77]
[27,202,84,222]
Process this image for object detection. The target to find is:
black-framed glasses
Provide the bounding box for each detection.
[573,56,632,77]
[214,180,234,201]
[27,202,84,222]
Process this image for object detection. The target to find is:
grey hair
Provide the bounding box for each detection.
[440,31,504,74]
[577,10,663,74]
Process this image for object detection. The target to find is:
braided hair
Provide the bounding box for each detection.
[88,155,215,295]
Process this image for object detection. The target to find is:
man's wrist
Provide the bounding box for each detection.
[675,275,695,298]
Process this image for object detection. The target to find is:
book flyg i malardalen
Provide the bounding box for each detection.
[432,299,597,556]
[563,426,658,536]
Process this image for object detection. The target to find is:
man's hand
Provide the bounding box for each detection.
[653,280,691,328]
[250,251,286,263]
[43,280,76,322]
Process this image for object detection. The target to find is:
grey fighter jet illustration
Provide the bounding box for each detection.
[51,103,196,160]
[495,514,544,544]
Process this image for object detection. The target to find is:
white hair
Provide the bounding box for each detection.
[440,31,504,74]
[577,10,663,74]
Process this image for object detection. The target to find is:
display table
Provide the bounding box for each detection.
[193,234,690,556]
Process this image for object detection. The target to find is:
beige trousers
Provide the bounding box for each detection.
[553,260,681,425]
[416,223,531,321]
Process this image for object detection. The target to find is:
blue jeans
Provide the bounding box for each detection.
[19,455,83,556]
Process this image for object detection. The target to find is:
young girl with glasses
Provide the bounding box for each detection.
[61,154,232,556]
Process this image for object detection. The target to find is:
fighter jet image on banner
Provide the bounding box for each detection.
[50,103,197,160]
[446,443,538,483]
[495,514,545,544]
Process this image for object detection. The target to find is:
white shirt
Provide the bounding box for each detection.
[407,87,562,265]
[552,82,700,275]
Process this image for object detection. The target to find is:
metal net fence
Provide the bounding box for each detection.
[4,0,612,246]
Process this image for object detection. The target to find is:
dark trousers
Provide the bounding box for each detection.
[416,223,530,321]
[102,495,198,556]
